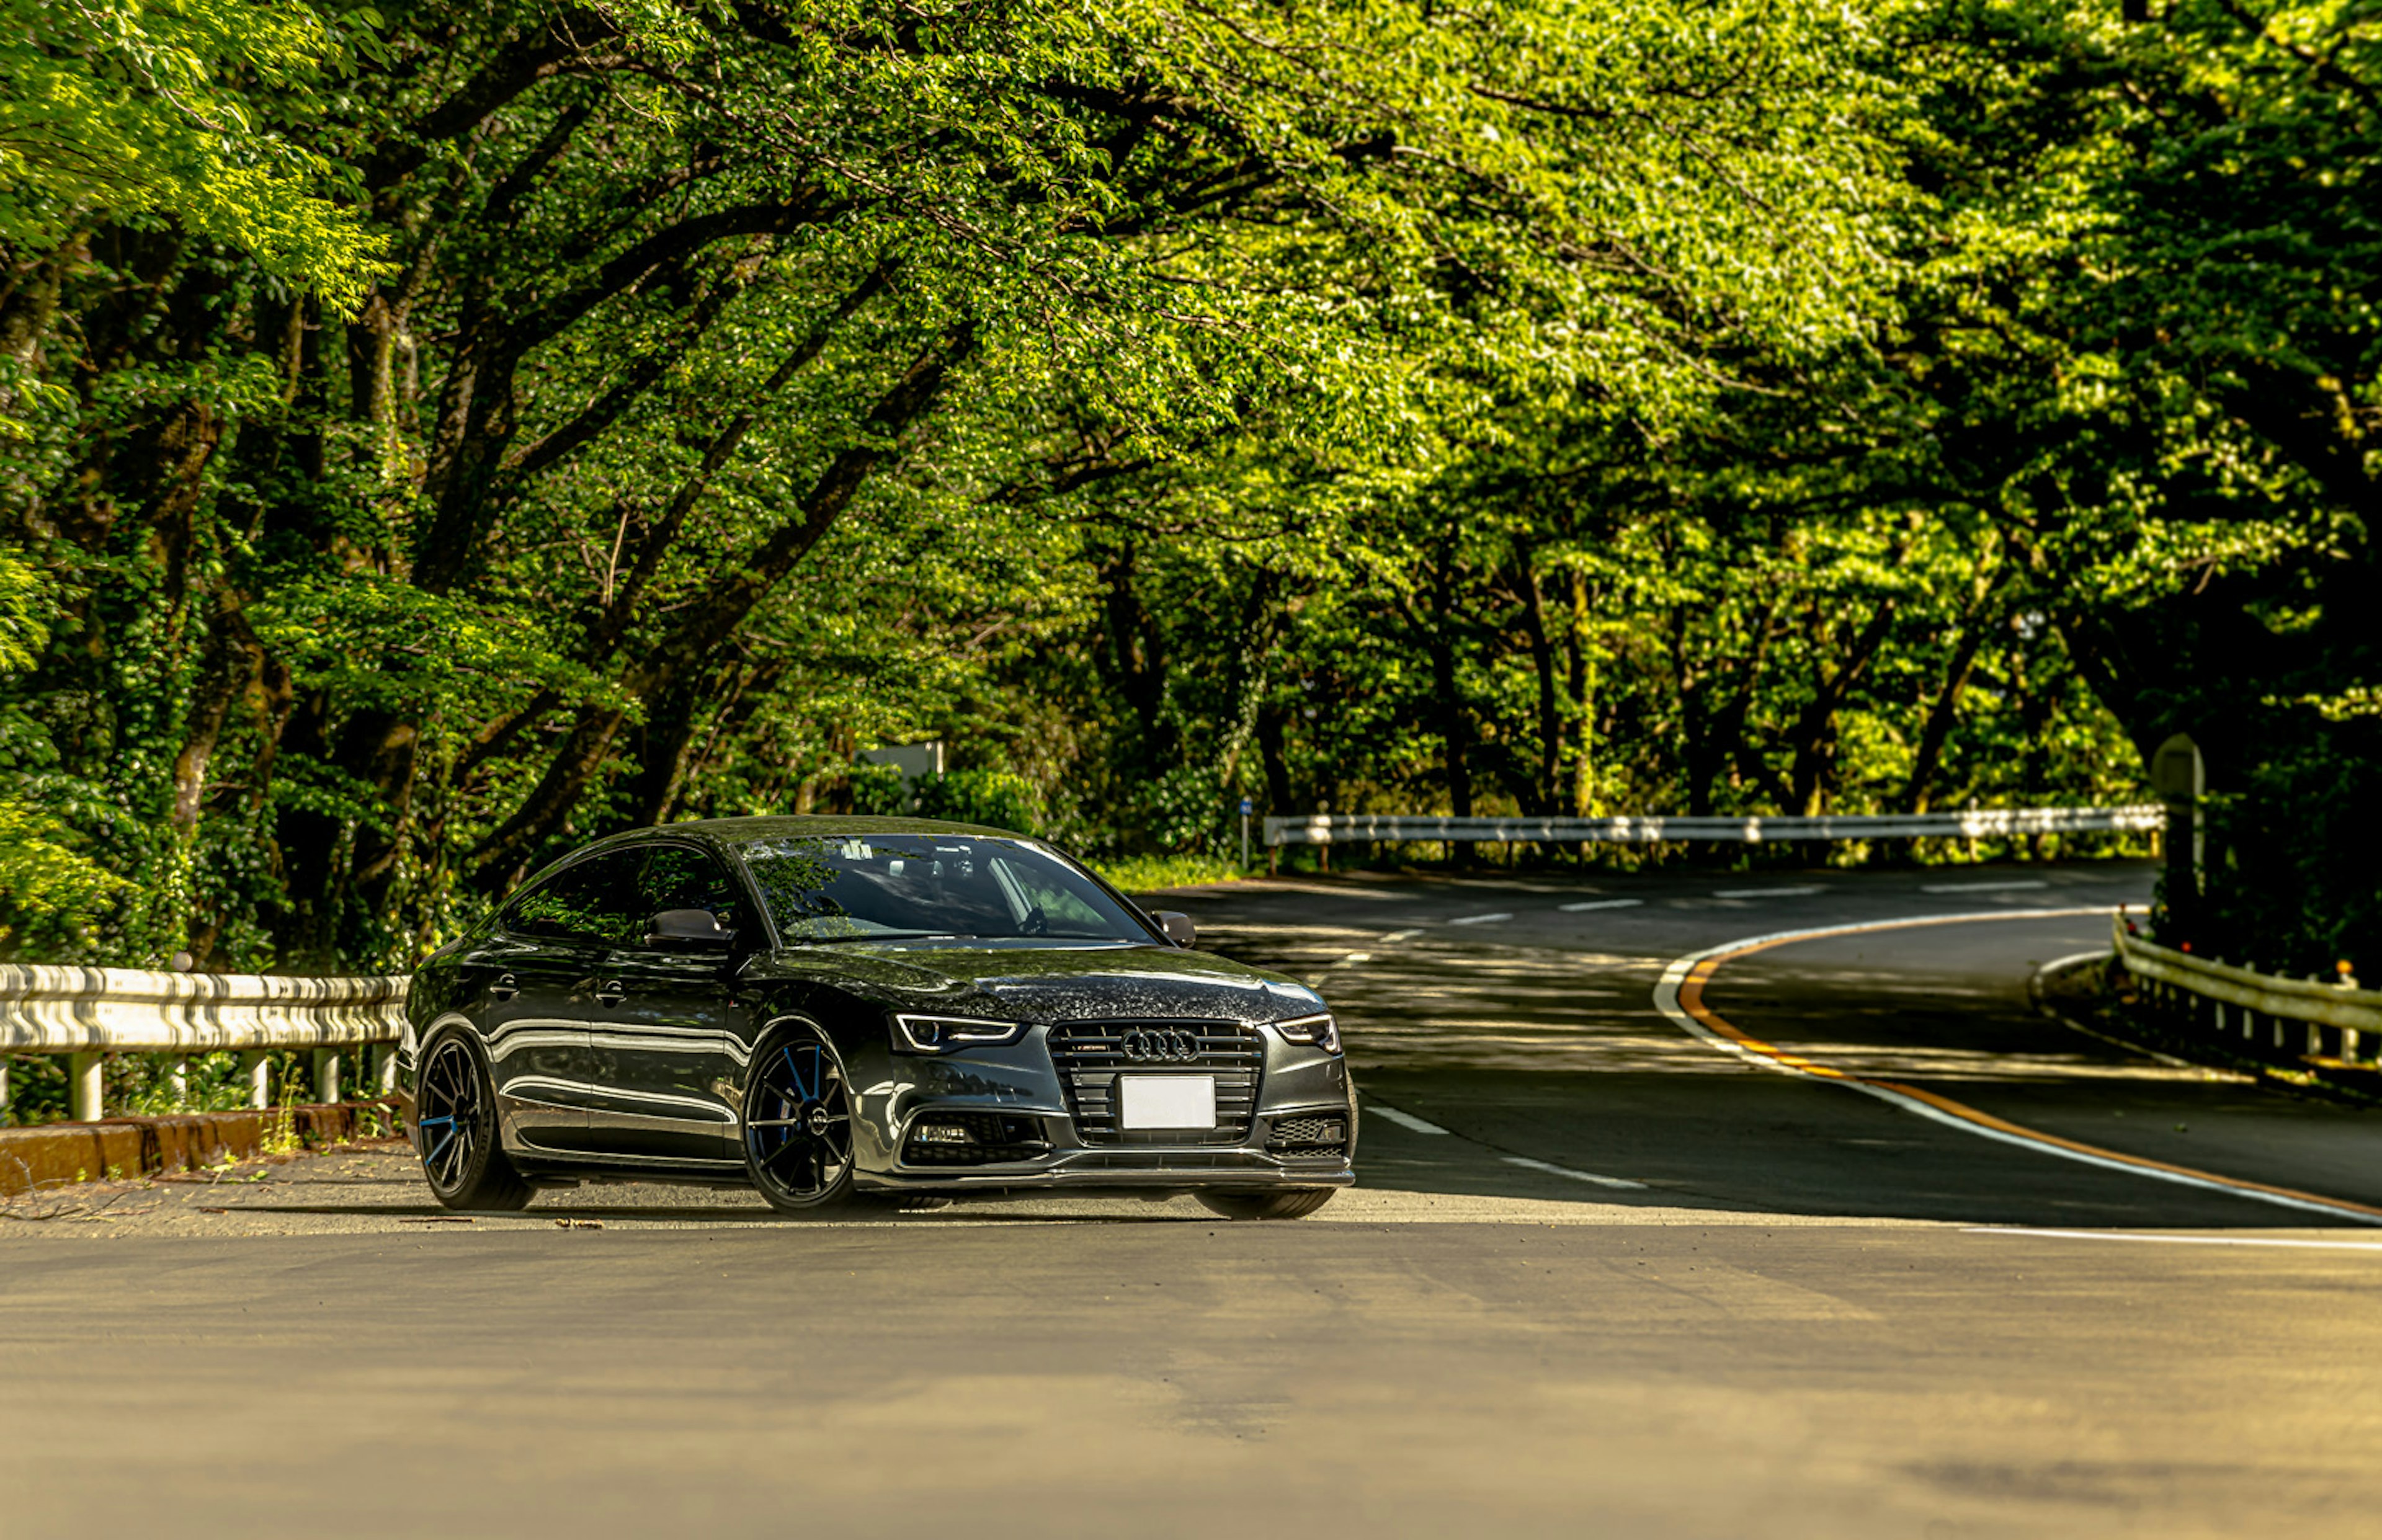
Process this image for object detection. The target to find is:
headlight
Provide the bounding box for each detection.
[1274,1012,1340,1053]
[893,1013,1027,1054]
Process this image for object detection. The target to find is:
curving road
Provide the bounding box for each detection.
[9,858,2382,1538]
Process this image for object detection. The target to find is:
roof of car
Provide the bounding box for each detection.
[595,814,1030,848]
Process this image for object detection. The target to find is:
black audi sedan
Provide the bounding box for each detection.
[399,816,1356,1219]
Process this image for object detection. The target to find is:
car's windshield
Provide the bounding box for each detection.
[737,834,1155,945]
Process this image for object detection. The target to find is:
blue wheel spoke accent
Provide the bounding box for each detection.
[782,1044,816,1103]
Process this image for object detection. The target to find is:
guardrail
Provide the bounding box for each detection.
[1264,804,2162,852]
[2110,917,2380,1065]
[0,964,409,1123]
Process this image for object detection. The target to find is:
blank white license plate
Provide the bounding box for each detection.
[1118,1074,1217,1129]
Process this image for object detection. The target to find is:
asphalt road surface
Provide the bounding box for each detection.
[11,857,2382,1539]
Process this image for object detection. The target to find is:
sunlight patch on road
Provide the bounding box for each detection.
[1966,1227,2382,1253]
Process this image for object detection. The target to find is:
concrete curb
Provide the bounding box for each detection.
[0,1102,404,1196]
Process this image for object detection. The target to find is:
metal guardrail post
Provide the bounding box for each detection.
[240,1050,270,1109]
[312,1047,340,1105]
[68,1051,102,1121]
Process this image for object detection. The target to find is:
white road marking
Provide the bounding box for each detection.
[1966,1227,2382,1253]
[1329,951,1373,968]
[1651,910,2382,1227]
[1502,1155,1648,1190]
[1448,912,1514,926]
[1379,928,1423,943]
[1712,886,1824,899]
[1559,899,1644,912]
[1370,1105,1451,1135]
[1922,879,2050,894]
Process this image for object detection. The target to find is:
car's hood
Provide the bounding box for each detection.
[744,940,1326,1024]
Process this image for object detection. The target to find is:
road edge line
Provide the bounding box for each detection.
[1649,910,2382,1227]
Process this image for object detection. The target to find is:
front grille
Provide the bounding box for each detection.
[900,1112,1052,1167]
[1267,1114,1349,1155]
[1048,1020,1264,1146]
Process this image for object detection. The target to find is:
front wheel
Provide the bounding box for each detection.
[743,1023,859,1214]
[1196,1188,1336,1221]
[414,1032,533,1212]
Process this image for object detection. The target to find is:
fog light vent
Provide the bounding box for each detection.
[1266,1115,1349,1155]
[900,1113,1053,1167]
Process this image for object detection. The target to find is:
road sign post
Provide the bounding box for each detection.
[2151,732,2203,935]
[1239,797,1253,871]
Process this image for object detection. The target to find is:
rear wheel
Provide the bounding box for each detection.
[744,1024,859,1214]
[414,1033,532,1212]
[1196,1188,1336,1221]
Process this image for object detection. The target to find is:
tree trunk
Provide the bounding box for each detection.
[1425,530,1473,861]
[1566,569,1595,819]
[1514,538,1561,817]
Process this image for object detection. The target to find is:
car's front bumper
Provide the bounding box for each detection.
[855,1143,1356,1194]
[847,1026,1359,1193]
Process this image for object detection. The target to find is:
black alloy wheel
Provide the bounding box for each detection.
[414,1033,532,1211]
[1196,1188,1336,1221]
[744,1024,858,1213]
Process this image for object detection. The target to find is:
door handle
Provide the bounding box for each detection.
[489,973,518,1001]
[596,979,627,1007]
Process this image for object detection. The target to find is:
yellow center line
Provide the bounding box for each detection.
[1656,909,2382,1226]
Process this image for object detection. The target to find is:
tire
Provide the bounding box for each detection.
[414,1031,533,1212]
[1196,1188,1336,1221]
[743,1022,860,1214]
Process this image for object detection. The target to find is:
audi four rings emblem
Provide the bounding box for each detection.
[1122,1028,1202,1062]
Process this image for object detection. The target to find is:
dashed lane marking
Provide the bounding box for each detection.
[1559,899,1644,912]
[1712,886,1825,899]
[1379,928,1423,943]
[1370,1105,1451,1136]
[1966,1227,2382,1253]
[1922,879,2050,894]
[1501,1155,1648,1190]
[1652,910,2382,1227]
[1448,912,1514,926]
[1329,951,1373,968]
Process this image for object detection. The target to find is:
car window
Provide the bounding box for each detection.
[504,849,648,944]
[635,845,745,935]
[738,835,1153,943]
[989,853,1113,934]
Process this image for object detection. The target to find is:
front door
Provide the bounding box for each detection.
[475,848,653,1156]
[584,843,754,1164]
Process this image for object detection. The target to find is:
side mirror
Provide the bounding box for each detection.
[646,908,735,950]
[1153,910,1195,948]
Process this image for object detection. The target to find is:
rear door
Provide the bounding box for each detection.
[584,843,756,1163]
[475,850,649,1155]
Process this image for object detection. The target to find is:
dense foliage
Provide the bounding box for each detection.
[0,0,2371,977]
